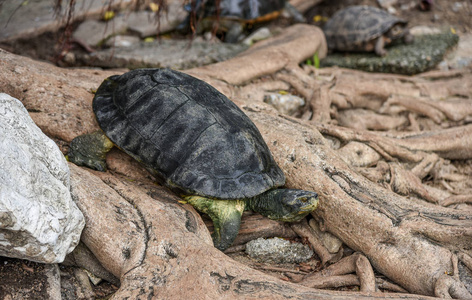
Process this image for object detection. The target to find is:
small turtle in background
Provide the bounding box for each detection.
[323,5,414,56]
[67,68,318,251]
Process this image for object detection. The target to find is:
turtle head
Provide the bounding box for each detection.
[249,189,319,222]
[386,23,413,44]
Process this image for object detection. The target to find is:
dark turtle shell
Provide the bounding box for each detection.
[323,5,407,52]
[93,68,285,199]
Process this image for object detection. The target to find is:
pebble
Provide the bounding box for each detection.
[105,35,141,48]
[246,237,313,264]
[263,92,305,116]
[308,220,343,254]
[242,27,272,46]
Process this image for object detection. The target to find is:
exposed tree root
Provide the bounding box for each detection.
[69,164,441,299]
[301,253,375,290]
[290,219,338,265]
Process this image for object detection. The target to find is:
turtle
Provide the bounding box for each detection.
[323,5,414,56]
[180,0,305,43]
[67,68,318,251]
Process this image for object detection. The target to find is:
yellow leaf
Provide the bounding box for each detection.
[313,15,322,22]
[144,37,155,42]
[450,27,456,34]
[149,2,159,12]
[103,11,115,21]
[278,90,288,95]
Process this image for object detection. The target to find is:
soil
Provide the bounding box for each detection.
[0,256,118,299]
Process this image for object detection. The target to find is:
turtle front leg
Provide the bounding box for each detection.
[184,196,245,251]
[375,36,387,56]
[67,130,114,171]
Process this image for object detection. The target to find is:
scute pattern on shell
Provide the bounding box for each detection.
[92,68,286,200]
[323,5,407,52]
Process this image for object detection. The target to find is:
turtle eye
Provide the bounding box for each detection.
[299,197,308,203]
[391,25,401,36]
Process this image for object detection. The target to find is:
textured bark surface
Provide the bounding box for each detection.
[0,22,471,298]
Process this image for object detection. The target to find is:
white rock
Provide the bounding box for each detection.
[409,26,442,36]
[105,35,140,48]
[377,0,398,9]
[308,219,343,254]
[0,93,85,264]
[242,27,272,46]
[264,92,305,116]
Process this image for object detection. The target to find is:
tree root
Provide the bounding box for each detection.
[316,123,472,161]
[2,29,471,298]
[435,254,472,299]
[69,164,441,299]
[244,108,472,297]
[299,252,390,293]
[290,219,338,265]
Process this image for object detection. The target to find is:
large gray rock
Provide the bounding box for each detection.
[0,0,133,42]
[72,17,128,47]
[127,2,187,38]
[77,39,248,70]
[0,93,85,264]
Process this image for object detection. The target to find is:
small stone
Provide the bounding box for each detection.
[308,219,343,254]
[452,2,464,13]
[62,52,76,64]
[409,26,442,36]
[336,141,382,168]
[242,27,272,46]
[246,237,313,264]
[105,35,141,48]
[264,93,305,116]
[377,0,398,9]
